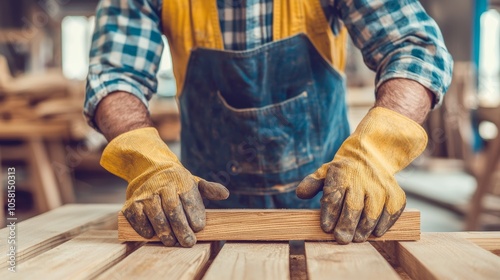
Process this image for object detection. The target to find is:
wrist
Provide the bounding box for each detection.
[95,91,154,141]
[375,78,433,124]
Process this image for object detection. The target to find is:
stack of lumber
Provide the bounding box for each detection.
[1,205,500,279]
[0,55,88,141]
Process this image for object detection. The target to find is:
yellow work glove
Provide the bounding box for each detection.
[296,107,427,244]
[100,127,229,247]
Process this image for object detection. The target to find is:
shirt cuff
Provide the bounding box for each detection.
[375,56,453,109]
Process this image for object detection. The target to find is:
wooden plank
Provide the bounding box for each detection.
[203,243,290,280]
[0,230,142,279]
[97,243,211,280]
[370,241,412,280]
[119,209,420,242]
[305,242,400,280]
[378,233,500,280]
[0,121,69,139]
[0,204,120,268]
[0,29,37,43]
[28,138,62,211]
[46,140,76,204]
[452,232,500,256]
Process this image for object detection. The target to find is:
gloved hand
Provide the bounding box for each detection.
[296,107,427,244]
[100,127,229,247]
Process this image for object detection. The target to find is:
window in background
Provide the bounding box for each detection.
[61,17,176,96]
[156,35,176,97]
[479,9,500,106]
[61,16,94,80]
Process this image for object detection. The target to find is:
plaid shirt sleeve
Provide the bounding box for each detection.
[85,0,164,128]
[333,0,453,107]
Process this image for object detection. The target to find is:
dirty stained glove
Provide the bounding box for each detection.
[296,107,427,244]
[100,127,229,247]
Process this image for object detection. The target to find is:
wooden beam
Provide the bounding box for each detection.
[305,242,400,280]
[451,232,500,256]
[27,138,62,211]
[0,231,142,279]
[118,209,420,242]
[0,204,121,268]
[377,233,500,280]
[96,243,212,280]
[203,243,290,280]
[0,29,37,43]
[46,140,76,204]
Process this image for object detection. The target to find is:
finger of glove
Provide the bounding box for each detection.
[373,203,406,237]
[296,175,324,199]
[319,170,346,233]
[141,195,177,246]
[296,163,330,199]
[197,179,230,201]
[122,202,155,239]
[179,186,207,232]
[333,189,363,245]
[161,193,197,248]
[353,193,384,243]
[319,166,346,232]
[373,188,406,237]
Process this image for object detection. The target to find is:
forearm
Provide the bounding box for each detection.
[95,91,153,141]
[337,0,453,112]
[84,0,164,133]
[375,78,433,124]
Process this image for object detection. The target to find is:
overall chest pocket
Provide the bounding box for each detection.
[216,91,314,174]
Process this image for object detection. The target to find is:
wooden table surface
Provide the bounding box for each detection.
[0,204,499,280]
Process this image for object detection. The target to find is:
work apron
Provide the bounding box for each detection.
[179,33,350,208]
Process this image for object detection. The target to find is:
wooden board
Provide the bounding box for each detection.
[377,233,500,280]
[452,232,500,256]
[0,230,142,279]
[203,243,290,280]
[97,243,212,280]
[305,242,400,280]
[119,209,420,242]
[0,204,120,268]
[0,121,69,138]
[28,138,62,212]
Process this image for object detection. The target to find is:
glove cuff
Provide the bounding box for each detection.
[347,107,428,173]
[100,127,180,182]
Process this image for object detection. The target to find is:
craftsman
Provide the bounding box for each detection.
[85,0,452,247]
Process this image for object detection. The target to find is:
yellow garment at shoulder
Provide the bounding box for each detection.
[161,0,347,96]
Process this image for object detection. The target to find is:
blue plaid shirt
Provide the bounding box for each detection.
[85,0,453,127]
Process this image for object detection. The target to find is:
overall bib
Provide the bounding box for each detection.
[162,0,350,208]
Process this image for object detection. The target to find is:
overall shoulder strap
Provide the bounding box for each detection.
[161,0,224,95]
[162,0,223,49]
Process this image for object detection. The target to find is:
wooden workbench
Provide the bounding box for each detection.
[0,204,499,279]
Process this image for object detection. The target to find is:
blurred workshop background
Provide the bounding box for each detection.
[0,0,499,232]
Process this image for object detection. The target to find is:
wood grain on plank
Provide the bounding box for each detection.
[451,232,500,256]
[370,241,412,280]
[97,243,211,280]
[0,204,120,268]
[0,230,141,279]
[378,233,500,280]
[305,242,400,280]
[119,209,420,242]
[28,138,62,211]
[203,243,290,280]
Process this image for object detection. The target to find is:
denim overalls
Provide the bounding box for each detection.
[162,1,350,208]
